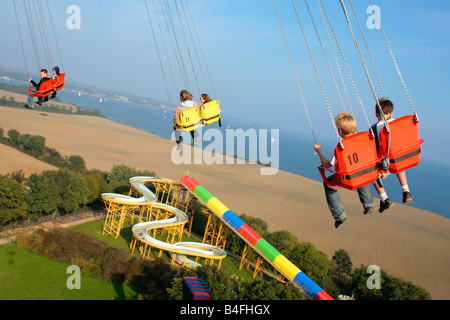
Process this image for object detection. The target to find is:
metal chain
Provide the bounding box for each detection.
[319,0,370,128]
[272,0,318,144]
[349,0,386,98]
[292,0,341,142]
[369,0,416,115]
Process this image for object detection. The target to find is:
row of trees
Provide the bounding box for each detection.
[0,164,156,226]
[1,127,88,169]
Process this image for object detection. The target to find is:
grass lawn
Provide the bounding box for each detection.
[0,243,138,300]
[0,218,272,300]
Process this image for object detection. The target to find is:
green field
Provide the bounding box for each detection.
[0,243,137,300]
[0,219,260,300]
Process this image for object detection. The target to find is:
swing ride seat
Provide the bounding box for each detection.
[378,115,424,174]
[28,79,54,98]
[173,107,202,133]
[200,100,221,126]
[52,73,66,92]
[318,131,382,190]
[28,73,66,98]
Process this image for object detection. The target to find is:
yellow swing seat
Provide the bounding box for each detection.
[173,107,202,132]
[201,100,221,126]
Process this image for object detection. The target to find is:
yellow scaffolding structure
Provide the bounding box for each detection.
[202,208,227,249]
[129,208,186,260]
[199,208,228,268]
[133,179,196,236]
[102,198,141,239]
[103,178,226,269]
[239,243,266,279]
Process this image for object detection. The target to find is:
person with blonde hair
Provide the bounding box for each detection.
[174,90,200,150]
[314,112,375,228]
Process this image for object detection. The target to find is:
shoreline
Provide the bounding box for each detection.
[1,105,450,300]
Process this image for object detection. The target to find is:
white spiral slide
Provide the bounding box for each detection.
[101,177,227,268]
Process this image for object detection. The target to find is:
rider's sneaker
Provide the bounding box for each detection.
[402,192,413,204]
[379,199,395,213]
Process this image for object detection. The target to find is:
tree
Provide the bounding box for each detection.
[29,135,46,157]
[17,133,32,153]
[289,242,329,285]
[167,265,241,300]
[130,259,177,300]
[240,279,303,300]
[331,249,353,296]
[44,147,64,166]
[7,129,19,146]
[17,134,46,157]
[83,174,108,205]
[7,170,25,184]
[240,214,268,237]
[105,164,157,196]
[222,213,271,255]
[107,164,139,184]
[26,173,60,218]
[67,155,86,172]
[266,230,297,256]
[382,275,431,300]
[107,164,156,184]
[332,249,353,277]
[40,169,89,213]
[0,175,28,225]
[350,265,431,300]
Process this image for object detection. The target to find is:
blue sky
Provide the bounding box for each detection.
[0,0,449,164]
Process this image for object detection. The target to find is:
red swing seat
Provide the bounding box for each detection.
[28,73,66,98]
[52,73,65,92]
[378,115,424,174]
[318,131,382,190]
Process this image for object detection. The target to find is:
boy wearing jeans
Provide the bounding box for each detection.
[314,112,375,228]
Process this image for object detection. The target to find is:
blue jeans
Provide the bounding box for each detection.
[324,174,375,221]
[174,129,199,146]
[27,92,43,108]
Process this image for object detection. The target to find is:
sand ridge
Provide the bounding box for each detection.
[1,105,449,299]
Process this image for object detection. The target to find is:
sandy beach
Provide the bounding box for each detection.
[1,104,449,300]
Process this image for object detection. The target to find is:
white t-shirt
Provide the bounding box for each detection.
[374,117,395,140]
[372,117,395,151]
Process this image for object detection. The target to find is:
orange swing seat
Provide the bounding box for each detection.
[28,73,66,98]
[318,130,382,190]
[378,115,424,174]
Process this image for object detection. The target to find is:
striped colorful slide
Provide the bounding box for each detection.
[180,175,333,300]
